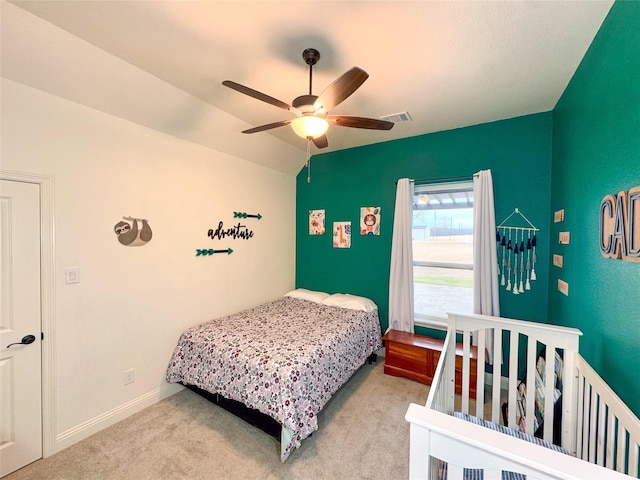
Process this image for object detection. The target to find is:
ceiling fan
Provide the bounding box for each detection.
[222,48,394,150]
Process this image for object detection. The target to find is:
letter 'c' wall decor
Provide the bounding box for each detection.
[600,185,640,262]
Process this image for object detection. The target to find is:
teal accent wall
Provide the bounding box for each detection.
[296,113,552,333]
[550,1,640,416]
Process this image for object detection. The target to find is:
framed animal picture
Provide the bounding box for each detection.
[333,222,351,248]
[360,207,380,235]
[309,209,326,235]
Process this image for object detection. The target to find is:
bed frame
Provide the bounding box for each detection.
[183,353,378,442]
[405,312,640,479]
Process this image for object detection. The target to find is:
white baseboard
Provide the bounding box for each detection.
[54,383,183,454]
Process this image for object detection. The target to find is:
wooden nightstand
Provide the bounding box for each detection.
[382,329,478,399]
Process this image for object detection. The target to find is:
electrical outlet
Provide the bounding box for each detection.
[123,368,135,385]
[559,232,570,245]
[558,279,569,296]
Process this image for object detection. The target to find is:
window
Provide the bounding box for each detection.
[413,182,474,325]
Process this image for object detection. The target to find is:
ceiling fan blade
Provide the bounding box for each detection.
[241,120,292,134]
[313,67,369,113]
[222,80,295,112]
[327,115,394,130]
[312,134,328,149]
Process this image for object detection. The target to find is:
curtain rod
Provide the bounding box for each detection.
[397,174,477,185]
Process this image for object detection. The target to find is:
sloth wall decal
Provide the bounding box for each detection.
[114,216,152,246]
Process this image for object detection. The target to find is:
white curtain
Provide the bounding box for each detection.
[473,169,500,364]
[388,178,414,333]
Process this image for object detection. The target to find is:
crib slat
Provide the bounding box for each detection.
[476,330,486,419]
[542,346,556,442]
[628,440,638,478]
[596,395,606,466]
[525,336,536,434]
[507,330,519,429]
[606,408,615,469]
[616,422,625,473]
[491,328,502,423]
[576,372,586,459]
[560,347,577,454]
[589,384,598,463]
[583,377,592,461]
[462,330,472,415]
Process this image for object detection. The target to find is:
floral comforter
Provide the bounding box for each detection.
[165,296,382,461]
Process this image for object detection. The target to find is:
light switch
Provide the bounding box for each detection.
[65,267,80,284]
[559,232,570,244]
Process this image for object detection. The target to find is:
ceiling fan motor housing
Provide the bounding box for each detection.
[292,94,320,114]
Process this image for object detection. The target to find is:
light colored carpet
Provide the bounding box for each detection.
[6,361,429,480]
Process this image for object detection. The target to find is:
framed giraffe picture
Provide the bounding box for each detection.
[333,221,351,248]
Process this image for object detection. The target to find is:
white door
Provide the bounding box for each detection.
[0,180,42,477]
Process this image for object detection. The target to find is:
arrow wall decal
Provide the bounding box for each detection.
[234,212,262,220]
[196,248,233,256]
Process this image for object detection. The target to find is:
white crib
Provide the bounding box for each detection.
[405,312,640,479]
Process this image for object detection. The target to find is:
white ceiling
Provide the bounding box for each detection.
[2,1,614,175]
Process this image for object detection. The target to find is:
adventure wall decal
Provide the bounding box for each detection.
[208,221,255,241]
[197,213,261,257]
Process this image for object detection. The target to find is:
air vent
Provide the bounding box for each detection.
[379,111,412,124]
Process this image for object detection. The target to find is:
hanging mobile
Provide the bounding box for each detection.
[497,208,540,295]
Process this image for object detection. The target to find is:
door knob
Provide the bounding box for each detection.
[6,334,36,348]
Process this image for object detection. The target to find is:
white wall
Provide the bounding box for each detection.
[1,78,296,451]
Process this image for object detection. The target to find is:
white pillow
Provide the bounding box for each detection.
[284,288,330,304]
[322,293,378,312]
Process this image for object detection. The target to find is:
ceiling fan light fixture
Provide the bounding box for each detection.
[291,115,329,139]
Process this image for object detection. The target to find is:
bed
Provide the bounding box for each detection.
[405,312,640,479]
[166,289,383,461]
